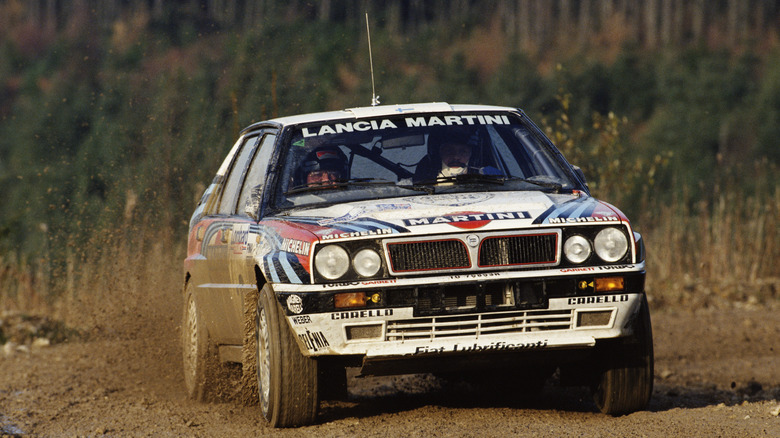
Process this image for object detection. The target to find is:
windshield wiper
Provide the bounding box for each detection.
[396,184,435,194]
[414,173,508,186]
[284,179,396,196]
[411,174,564,193]
[505,177,563,193]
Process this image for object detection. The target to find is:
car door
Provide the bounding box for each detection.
[227,132,277,292]
[197,133,261,344]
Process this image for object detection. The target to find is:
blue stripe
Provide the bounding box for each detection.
[532,205,558,224]
[568,199,596,220]
[265,254,281,283]
[547,204,579,221]
[281,217,408,233]
[351,219,405,231]
[277,252,302,283]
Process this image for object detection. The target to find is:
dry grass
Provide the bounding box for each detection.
[643,185,779,309]
[0,230,184,341]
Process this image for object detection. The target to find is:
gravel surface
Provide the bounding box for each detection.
[1,303,778,437]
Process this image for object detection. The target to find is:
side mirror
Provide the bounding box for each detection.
[244,185,263,220]
[572,165,589,190]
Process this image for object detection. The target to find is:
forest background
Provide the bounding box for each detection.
[0,0,778,331]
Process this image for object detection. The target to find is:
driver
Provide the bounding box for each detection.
[413,128,501,182]
[438,139,473,177]
[437,136,501,178]
[295,146,349,188]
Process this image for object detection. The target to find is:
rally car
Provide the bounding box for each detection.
[182,103,653,427]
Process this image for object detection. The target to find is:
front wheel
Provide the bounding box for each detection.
[591,295,654,415]
[255,284,319,427]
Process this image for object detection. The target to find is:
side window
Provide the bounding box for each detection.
[218,135,259,214]
[237,134,277,215]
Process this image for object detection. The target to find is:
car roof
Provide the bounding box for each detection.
[242,102,519,133]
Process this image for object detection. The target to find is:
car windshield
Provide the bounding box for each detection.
[273,112,579,210]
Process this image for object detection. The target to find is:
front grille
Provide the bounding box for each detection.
[387,239,470,272]
[384,231,560,274]
[386,309,573,341]
[478,233,557,267]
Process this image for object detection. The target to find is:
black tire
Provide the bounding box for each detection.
[256,284,319,427]
[182,282,219,401]
[591,295,654,415]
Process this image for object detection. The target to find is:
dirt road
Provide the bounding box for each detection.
[1,302,778,437]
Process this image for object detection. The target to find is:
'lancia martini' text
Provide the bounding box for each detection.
[302,115,511,137]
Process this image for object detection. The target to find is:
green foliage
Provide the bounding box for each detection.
[607,46,657,119]
[754,50,780,163]
[637,49,762,202]
[485,51,549,109]
[434,51,482,103]
[0,15,778,284]
[540,84,672,214]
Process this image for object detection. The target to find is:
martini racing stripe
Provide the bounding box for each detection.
[533,198,597,224]
[264,251,309,284]
[285,217,410,235]
[567,200,597,220]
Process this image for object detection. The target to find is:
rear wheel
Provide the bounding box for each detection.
[182,282,219,401]
[591,295,654,415]
[255,284,319,427]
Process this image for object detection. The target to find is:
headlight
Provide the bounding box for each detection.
[315,245,349,280]
[594,227,629,262]
[353,248,382,277]
[564,235,592,264]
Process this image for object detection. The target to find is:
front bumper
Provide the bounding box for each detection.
[292,295,641,357]
[274,265,646,360]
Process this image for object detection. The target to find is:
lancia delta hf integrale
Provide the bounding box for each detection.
[182,103,653,427]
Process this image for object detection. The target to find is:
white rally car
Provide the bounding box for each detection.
[182,103,653,427]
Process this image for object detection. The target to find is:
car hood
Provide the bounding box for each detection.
[273,191,626,242]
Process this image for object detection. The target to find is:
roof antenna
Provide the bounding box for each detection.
[366,12,380,106]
